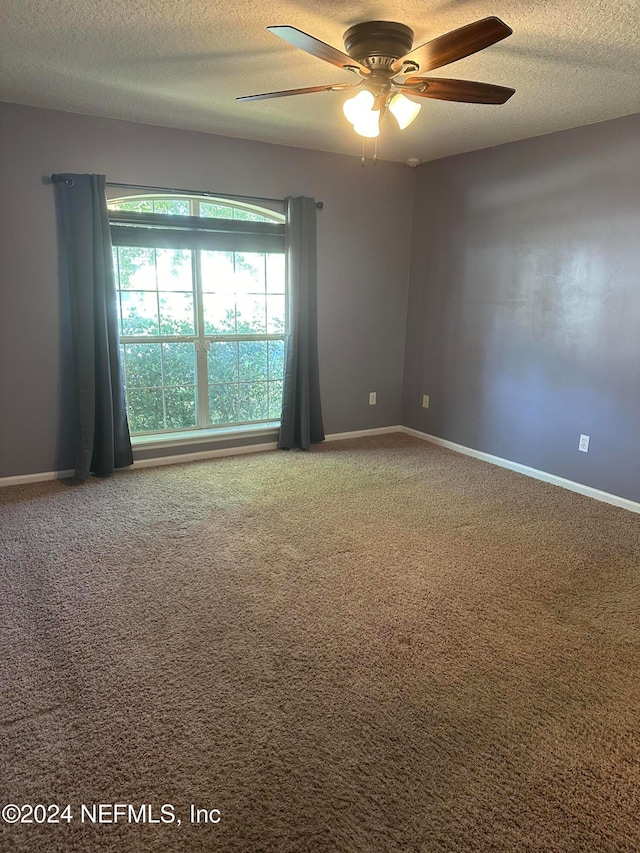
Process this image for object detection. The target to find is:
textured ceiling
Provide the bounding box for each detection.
[1,0,639,163]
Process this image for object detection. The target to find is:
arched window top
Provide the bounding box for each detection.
[107,193,285,224]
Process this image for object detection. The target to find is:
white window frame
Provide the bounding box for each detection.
[108,194,286,443]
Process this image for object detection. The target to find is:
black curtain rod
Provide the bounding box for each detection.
[50,176,324,209]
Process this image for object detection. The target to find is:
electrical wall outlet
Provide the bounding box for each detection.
[422,395,430,408]
[369,392,376,405]
[579,434,590,453]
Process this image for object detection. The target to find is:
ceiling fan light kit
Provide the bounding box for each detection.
[238,16,515,152]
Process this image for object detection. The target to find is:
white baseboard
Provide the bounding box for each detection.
[401,426,640,515]
[132,441,278,469]
[133,426,403,466]
[0,427,401,486]
[0,443,278,486]
[325,425,402,442]
[0,469,75,488]
[2,427,404,486]
[6,425,636,516]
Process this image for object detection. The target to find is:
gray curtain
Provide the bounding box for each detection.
[53,173,133,481]
[278,196,325,450]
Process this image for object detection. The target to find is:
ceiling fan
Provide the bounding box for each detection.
[238,17,515,138]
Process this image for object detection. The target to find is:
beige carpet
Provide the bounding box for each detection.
[1,433,639,852]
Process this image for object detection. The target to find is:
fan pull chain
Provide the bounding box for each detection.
[359,137,378,167]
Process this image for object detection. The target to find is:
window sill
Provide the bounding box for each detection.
[131,422,280,451]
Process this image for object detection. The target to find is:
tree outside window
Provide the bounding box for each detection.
[108,195,286,435]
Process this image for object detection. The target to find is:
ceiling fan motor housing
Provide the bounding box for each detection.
[343,21,414,69]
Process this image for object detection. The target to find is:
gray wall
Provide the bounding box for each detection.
[0,103,413,477]
[3,101,639,501]
[403,113,640,502]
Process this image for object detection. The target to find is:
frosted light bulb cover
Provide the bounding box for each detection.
[389,94,421,130]
[353,110,380,138]
[343,90,375,124]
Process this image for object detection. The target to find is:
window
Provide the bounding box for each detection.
[108,194,286,437]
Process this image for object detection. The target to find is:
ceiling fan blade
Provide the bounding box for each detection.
[268,26,370,75]
[399,77,515,104]
[391,17,512,74]
[237,82,358,102]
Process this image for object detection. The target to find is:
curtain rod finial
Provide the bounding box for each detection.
[51,173,75,186]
